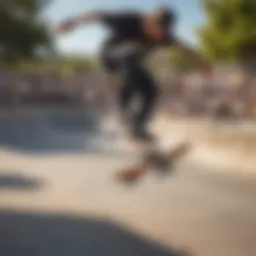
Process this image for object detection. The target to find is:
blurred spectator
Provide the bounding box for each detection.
[0,66,255,119]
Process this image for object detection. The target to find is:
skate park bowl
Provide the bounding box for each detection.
[0,109,255,172]
[0,110,256,256]
[152,116,256,174]
[0,109,118,154]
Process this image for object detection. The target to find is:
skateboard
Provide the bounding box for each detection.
[115,141,191,184]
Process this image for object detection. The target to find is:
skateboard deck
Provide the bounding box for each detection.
[115,141,191,184]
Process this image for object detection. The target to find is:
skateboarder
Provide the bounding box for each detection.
[57,6,196,142]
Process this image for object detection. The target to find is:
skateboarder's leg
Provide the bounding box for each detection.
[119,67,137,125]
[132,67,158,140]
[118,49,142,126]
[102,43,157,139]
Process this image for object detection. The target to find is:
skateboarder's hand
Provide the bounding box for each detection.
[56,19,75,34]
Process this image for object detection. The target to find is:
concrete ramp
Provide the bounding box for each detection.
[153,117,256,174]
[0,110,105,153]
[0,113,256,256]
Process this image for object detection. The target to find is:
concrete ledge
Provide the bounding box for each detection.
[154,117,256,174]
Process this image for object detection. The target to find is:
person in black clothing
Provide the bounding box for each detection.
[57,6,195,141]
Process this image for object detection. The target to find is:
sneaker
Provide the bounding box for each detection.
[131,127,155,143]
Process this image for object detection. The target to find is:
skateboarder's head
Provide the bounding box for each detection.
[154,6,176,27]
[143,5,176,40]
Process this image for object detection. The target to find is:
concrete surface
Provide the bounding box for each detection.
[0,110,256,256]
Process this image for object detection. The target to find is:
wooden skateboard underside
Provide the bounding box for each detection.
[115,142,190,183]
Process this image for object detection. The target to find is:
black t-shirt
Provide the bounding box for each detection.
[101,12,174,49]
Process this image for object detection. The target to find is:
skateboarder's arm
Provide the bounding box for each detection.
[57,10,139,34]
[56,10,106,34]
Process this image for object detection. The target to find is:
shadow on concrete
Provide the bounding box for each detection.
[0,172,44,191]
[0,209,188,256]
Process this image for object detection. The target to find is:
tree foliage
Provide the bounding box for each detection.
[0,0,52,62]
[167,49,197,70]
[163,47,209,72]
[1,57,98,74]
[198,0,256,63]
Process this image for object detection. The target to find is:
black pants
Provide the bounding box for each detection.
[102,43,158,132]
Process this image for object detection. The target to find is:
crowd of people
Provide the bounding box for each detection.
[0,71,110,109]
[0,67,255,119]
[159,67,256,118]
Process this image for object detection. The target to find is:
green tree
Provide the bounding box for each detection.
[0,0,52,62]
[167,48,197,70]
[198,0,256,63]
[163,47,209,71]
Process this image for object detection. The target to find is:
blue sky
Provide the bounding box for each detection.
[44,0,205,55]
